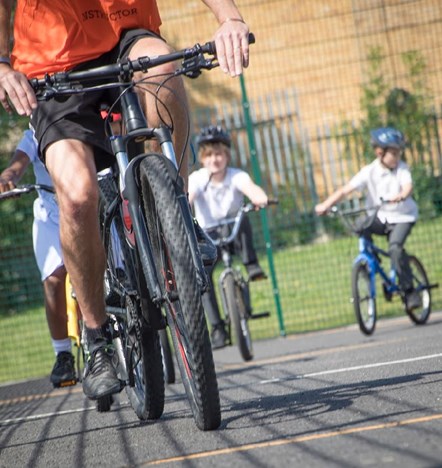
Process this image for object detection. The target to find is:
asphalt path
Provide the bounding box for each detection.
[1,312,442,467]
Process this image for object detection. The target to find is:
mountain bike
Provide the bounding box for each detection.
[207,201,276,361]
[28,36,254,430]
[331,204,438,335]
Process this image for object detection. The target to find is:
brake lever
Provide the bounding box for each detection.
[181,53,218,79]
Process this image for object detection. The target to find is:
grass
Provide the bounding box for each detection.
[1,216,441,384]
[1,306,55,384]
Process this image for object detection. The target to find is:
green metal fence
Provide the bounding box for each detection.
[1,90,441,384]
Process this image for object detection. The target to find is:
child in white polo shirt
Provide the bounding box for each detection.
[189,125,269,349]
[0,129,76,387]
[315,126,420,311]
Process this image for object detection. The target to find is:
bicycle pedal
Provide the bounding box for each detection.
[57,379,78,388]
[250,311,270,319]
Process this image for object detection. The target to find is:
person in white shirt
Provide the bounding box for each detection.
[0,129,76,387]
[315,126,420,311]
[189,125,268,349]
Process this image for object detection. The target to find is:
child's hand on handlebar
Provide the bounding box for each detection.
[251,194,268,210]
[314,202,329,216]
[0,175,16,193]
[388,194,405,203]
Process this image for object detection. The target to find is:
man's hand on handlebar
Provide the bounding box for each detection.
[214,20,250,77]
[0,66,37,116]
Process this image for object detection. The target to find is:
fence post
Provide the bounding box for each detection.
[239,74,286,336]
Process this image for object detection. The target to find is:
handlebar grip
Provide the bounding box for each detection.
[204,32,256,56]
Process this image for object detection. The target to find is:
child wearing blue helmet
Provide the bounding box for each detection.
[315,127,420,311]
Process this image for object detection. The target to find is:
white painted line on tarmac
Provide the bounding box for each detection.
[0,406,95,426]
[0,401,131,427]
[1,353,441,427]
[303,352,442,378]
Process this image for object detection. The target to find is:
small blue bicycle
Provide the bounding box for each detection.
[332,204,438,335]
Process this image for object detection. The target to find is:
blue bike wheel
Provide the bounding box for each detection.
[406,255,431,325]
[352,262,376,335]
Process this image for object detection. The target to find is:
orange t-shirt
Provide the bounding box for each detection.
[11,0,162,78]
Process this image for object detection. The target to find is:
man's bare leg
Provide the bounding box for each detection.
[45,139,121,399]
[45,139,106,328]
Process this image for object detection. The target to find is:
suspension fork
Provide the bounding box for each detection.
[155,126,209,292]
[116,87,208,296]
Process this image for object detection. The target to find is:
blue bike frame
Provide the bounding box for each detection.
[354,236,400,299]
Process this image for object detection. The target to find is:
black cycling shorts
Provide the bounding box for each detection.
[30,28,162,172]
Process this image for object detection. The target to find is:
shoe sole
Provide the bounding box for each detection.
[83,380,124,400]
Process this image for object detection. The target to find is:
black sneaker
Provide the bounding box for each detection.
[50,351,77,388]
[83,342,122,400]
[211,323,228,350]
[194,219,217,267]
[82,330,122,400]
[246,262,267,282]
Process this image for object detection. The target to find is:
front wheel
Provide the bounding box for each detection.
[139,154,221,430]
[351,262,376,335]
[406,255,432,325]
[222,273,253,361]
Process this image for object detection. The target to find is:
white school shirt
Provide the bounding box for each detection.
[349,158,419,223]
[189,167,251,229]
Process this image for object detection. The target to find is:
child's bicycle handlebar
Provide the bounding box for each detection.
[208,199,278,247]
[330,198,397,236]
[0,183,55,200]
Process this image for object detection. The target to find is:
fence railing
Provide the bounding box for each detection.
[1,89,442,383]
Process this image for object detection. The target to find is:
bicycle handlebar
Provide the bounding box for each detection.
[208,198,278,247]
[330,197,396,218]
[0,184,55,200]
[329,201,392,236]
[29,33,256,99]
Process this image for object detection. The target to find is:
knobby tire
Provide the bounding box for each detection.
[139,154,221,430]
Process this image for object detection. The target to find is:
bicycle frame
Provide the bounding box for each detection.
[99,87,208,329]
[354,236,400,299]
